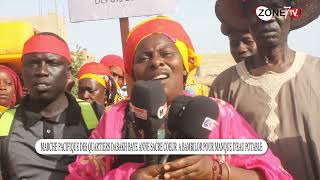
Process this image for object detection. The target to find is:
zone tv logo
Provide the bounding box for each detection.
[255,5,302,21]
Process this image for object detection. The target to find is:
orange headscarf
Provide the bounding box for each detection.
[100,55,124,73]
[77,62,111,79]
[124,16,201,96]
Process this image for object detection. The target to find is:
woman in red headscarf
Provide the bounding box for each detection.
[0,65,23,112]
[100,55,125,88]
[100,55,128,103]
[67,16,292,180]
[77,62,116,107]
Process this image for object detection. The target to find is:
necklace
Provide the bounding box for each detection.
[264,56,269,64]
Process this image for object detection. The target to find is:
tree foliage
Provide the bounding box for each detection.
[70,45,87,96]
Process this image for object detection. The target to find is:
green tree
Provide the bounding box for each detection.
[70,45,87,96]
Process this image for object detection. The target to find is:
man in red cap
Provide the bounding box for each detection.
[211,0,320,179]
[0,32,103,179]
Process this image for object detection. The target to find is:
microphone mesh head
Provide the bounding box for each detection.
[130,80,167,119]
[169,96,220,139]
[168,95,193,131]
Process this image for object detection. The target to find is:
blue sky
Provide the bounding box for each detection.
[1,0,319,60]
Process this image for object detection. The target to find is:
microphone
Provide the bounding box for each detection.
[168,95,219,138]
[130,80,168,165]
[130,80,167,137]
[167,95,193,137]
[161,95,220,163]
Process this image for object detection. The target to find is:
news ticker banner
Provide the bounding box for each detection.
[68,0,177,22]
[35,139,268,155]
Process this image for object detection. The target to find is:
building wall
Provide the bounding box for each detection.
[0,12,67,40]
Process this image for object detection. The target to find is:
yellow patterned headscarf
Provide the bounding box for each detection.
[79,74,106,88]
[174,39,201,74]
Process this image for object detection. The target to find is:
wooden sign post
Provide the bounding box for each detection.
[119,18,129,55]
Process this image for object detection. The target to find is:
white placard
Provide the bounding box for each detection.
[68,0,177,22]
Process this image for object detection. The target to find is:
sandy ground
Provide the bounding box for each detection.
[194,53,236,86]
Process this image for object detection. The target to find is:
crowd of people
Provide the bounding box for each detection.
[0,0,319,179]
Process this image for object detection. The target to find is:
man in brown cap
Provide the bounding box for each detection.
[210,0,320,179]
[221,23,257,63]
